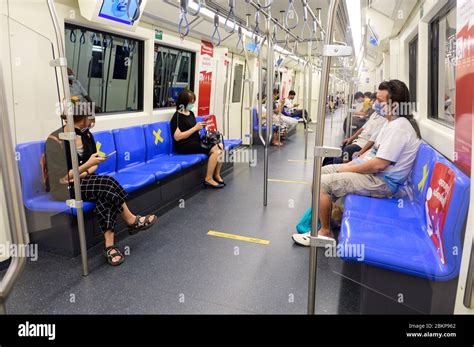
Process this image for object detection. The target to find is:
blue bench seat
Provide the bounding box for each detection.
[144,122,206,169]
[113,125,186,181]
[252,109,278,132]
[16,141,96,215]
[94,131,156,193]
[339,143,471,282]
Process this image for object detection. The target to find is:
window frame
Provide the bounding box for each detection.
[427,0,456,129]
[65,23,145,115]
[153,43,196,110]
[408,35,418,111]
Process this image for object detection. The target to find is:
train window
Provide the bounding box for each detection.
[64,24,144,114]
[428,1,456,127]
[408,36,417,111]
[232,63,244,103]
[154,44,196,109]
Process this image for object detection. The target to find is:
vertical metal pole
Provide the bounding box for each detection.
[345,83,354,137]
[307,0,339,315]
[264,13,274,207]
[303,61,309,159]
[305,39,313,160]
[0,62,29,314]
[257,38,267,146]
[242,39,255,163]
[222,55,231,140]
[47,0,89,276]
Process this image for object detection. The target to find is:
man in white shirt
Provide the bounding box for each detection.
[273,89,298,134]
[293,80,422,246]
[283,90,313,132]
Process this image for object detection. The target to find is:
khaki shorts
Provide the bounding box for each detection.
[320,164,393,202]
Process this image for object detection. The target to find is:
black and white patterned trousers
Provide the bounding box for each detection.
[80,174,128,233]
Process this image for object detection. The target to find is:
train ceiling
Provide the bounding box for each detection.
[143,0,352,71]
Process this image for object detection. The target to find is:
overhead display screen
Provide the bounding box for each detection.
[98,0,138,26]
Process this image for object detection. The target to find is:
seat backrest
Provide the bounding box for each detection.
[409,143,438,203]
[424,152,470,274]
[143,122,172,161]
[112,126,147,171]
[16,141,46,202]
[93,131,117,174]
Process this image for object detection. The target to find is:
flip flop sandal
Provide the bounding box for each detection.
[104,246,124,266]
[128,215,157,235]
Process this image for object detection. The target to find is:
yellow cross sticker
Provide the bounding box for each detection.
[418,164,429,192]
[153,129,164,145]
[96,142,106,158]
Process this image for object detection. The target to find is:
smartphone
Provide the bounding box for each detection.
[105,151,117,158]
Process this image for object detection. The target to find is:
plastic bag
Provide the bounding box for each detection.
[296,208,320,234]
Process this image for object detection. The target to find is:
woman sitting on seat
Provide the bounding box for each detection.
[170,90,225,189]
[45,103,157,266]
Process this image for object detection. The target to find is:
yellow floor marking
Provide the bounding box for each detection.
[207,231,270,245]
[268,178,310,185]
[288,159,312,163]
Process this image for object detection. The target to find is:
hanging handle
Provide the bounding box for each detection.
[225,0,237,34]
[179,0,190,38]
[127,0,142,22]
[257,0,273,10]
[236,26,245,53]
[188,0,201,16]
[285,0,299,30]
[211,13,221,46]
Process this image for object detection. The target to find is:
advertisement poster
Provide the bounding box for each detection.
[204,115,217,132]
[455,0,473,176]
[424,163,456,265]
[198,41,213,116]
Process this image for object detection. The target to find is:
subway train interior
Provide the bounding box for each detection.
[0,0,473,321]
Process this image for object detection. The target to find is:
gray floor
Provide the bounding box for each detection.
[2,108,361,314]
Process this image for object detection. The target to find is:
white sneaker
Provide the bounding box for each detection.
[292,232,311,246]
[307,128,314,133]
[292,232,336,247]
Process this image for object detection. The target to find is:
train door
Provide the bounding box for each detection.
[226,54,245,140]
[104,38,140,112]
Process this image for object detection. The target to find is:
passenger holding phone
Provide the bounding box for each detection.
[44,102,157,266]
[170,90,226,189]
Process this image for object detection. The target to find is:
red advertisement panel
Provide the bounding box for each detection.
[455,0,473,176]
[424,163,456,265]
[198,41,213,116]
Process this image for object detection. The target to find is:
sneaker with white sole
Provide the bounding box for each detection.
[292,232,336,247]
[292,232,311,246]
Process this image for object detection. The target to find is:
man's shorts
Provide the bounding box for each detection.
[320,164,393,202]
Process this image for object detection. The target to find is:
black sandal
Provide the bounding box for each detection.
[128,215,157,235]
[104,246,124,266]
[214,177,226,186]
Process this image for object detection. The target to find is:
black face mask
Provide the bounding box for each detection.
[74,127,88,136]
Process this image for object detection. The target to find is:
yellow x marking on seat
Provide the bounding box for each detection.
[153,129,164,145]
[96,142,106,158]
[418,164,429,192]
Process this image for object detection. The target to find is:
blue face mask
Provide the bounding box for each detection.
[186,103,195,111]
[373,102,387,117]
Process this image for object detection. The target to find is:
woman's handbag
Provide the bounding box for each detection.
[200,130,223,151]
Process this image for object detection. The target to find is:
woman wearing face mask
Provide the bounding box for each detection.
[44,102,157,266]
[170,90,225,189]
